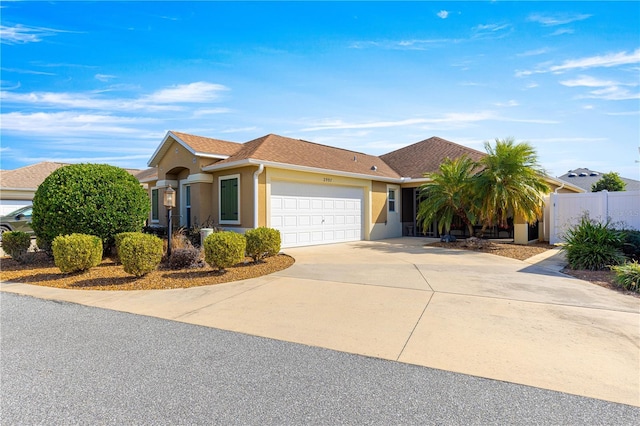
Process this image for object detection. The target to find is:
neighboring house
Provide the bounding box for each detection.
[145,131,581,248]
[0,161,153,215]
[558,168,640,192]
[0,162,67,215]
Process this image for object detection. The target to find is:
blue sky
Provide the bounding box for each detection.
[1,1,639,179]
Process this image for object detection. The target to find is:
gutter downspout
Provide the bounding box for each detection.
[253,164,265,229]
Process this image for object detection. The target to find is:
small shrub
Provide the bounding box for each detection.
[561,216,625,270]
[610,261,640,293]
[169,247,204,270]
[114,232,140,260]
[204,231,246,272]
[245,227,282,262]
[52,233,102,273]
[620,229,640,261]
[1,231,31,263]
[119,233,163,277]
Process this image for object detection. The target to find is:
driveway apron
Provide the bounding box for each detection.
[2,238,639,407]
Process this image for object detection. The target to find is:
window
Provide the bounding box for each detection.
[219,175,240,224]
[388,189,396,212]
[151,189,159,221]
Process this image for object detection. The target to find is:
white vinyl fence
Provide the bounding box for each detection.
[547,190,640,244]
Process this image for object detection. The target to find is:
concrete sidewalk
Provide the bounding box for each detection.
[2,238,639,407]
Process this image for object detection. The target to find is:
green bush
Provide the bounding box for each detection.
[36,235,52,256]
[561,215,625,270]
[52,233,103,273]
[620,229,640,261]
[114,232,140,259]
[610,261,640,293]
[31,163,150,255]
[245,227,281,262]
[119,233,163,277]
[204,231,246,272]
[1,231,31,263]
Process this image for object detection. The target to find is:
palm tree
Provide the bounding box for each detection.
[475,138,549,234]
[417,155,479,237]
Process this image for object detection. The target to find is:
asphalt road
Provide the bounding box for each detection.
[2,293,638,425]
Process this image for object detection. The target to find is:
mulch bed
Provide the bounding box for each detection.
[0,252,295,291]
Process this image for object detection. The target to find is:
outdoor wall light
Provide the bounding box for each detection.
[163,185,175,208]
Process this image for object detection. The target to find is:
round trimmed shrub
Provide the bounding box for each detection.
[1,231,31,263]
[119,233,163,277]
[245,227,281,262]
[52,233,103,273]
[114,232,140,260]
[32,164,150,254]
[204,231,246,272]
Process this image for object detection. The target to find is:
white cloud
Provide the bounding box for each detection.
[517,48,550,57]
[560,75,639,100]
[605,110,640,116]
[144,82,229,103]
[516,49,640,77]
[551,49,640,72]
[1,67,56,76]
[585,86,640,101]
[472,23,512,39]
[353,38,458,50]
[0,111,158,135]
[192,108,232,117]
[437,10,449,19]
[549,28,574,36]
[494,100,519,107]
[95,74,116,82]
[1,81,230,112]
[0,24,69,44]
[559,75,624,87]
[527,13,592,26]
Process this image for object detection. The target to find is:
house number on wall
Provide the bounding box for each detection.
[323,178,333,183]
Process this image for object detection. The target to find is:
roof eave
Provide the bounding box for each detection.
[203,159,403,182]
[544,175,586,193]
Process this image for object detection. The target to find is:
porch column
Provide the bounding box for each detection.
[513,213,529,245]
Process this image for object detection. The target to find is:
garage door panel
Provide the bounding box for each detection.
[271,181,363,248]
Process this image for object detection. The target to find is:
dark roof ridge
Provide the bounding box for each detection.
[381,136,485,158]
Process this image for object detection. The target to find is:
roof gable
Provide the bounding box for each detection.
[147,130,242,167]
[380,136,486,179]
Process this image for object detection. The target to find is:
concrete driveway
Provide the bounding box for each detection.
[2,238,639,407]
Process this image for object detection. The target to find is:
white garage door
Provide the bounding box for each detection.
[270,181,363,248]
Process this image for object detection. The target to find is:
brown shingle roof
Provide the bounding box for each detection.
[132,167,158,182]
[0,162,154,190]
[171,131,242,156]
[215,134,401,179]
[0,162,68,189]
[380,136,486,178]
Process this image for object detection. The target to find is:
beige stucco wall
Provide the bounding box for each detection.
[258,171,267,227]
[207,166,258,229]
[371,181,387,224]
[157,139,217,177]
